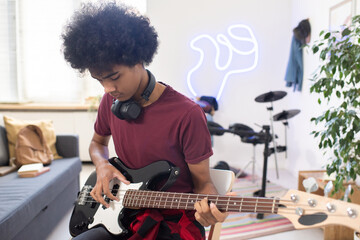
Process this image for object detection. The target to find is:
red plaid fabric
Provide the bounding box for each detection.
[128,209,205,240]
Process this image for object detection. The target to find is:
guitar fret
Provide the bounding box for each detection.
[239,197,243,212]
[178,193,182,209]
[226,196,230,212]
[123,190,128,206]
[135,191,140,207]
[131,190,136,207]
[153,191,158,208]
[147,191,152,208]
[164,192,169,209]
[272,198,276,213]
[185,194,190,209]
[170,192,174,209]
[254,198,258,212]
[156,192,161,208]
[142,191,148,207]
[130,190,135,206]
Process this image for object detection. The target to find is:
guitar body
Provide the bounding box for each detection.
[69,158,178,238]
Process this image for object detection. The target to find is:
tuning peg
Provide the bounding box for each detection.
[324,181,333,198]
[302,177,319,193]
[344,184,352,202]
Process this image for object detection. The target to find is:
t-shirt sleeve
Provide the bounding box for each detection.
[94,94,112,136]
[180,104,213,164]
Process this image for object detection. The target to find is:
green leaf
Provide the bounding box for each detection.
[324,32,331,39]
[313,46,319,54]
[336,91,341,98]
[342,28,351,37]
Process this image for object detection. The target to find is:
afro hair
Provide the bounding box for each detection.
[61,2,159,73]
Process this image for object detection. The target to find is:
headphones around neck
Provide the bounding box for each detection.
[111,69,156,120]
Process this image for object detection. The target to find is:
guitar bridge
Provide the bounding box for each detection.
[78,185,92,206]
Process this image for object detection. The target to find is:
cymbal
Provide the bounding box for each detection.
[273,109,301,121]
[255,91,287,103]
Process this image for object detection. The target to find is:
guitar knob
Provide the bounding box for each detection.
[347,208,358,218]
[326,203,336,213]
[307,198,317,207]
[290,194,298,203]
[295,207,304,216]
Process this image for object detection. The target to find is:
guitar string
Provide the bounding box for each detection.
[74,198,352,218]
[80,191,294,203]
[79,189,354,206]
[81,188,292,200]
[79,196,345,212]
[77,194,355,217]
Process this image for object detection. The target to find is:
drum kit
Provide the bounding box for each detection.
[254,90,301,179]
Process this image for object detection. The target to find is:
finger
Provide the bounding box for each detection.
[210,203,228,222]
[199,198,217,225]
[194,199,212,227]
[102,180,118,202]
[114,172,130,185]
[91,184,108,207]
[194,211,210,227]
[194,200,202,213]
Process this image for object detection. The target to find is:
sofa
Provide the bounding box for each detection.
[0,125,82,240]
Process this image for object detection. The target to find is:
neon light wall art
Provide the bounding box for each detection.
[187,24,258,101]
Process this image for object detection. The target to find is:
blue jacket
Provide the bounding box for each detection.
[285,36,303,91]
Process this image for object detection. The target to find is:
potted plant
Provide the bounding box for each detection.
[310,16,360,195]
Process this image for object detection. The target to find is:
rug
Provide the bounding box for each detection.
[206,175,295,239]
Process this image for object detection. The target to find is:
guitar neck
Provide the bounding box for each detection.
[123,189,280,214]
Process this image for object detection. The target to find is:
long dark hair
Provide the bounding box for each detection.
[293,19,311,44]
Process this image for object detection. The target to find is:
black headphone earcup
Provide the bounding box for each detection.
[111,99,142,120]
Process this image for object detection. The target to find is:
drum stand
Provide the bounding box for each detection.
[236,144,258,183]
[267,102,279,179]
[256,125,271,219]
[283,121,288,158]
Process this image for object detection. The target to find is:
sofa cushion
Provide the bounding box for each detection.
[0,157,81,239]
[0,126,9,166]
[3,115,61,161]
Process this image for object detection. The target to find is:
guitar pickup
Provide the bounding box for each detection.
[101,184,120,209]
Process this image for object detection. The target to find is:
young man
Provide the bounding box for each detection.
[62,2,227,239]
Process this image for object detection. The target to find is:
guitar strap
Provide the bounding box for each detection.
[158,166,180,192]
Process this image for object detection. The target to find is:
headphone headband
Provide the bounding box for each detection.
[141,70,156,101]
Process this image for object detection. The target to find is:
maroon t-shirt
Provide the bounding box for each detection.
[94,84,213,193]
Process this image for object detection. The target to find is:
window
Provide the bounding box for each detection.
[0,0,147,104]
[0,0,18,103]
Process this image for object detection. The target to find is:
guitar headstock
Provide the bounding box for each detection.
[278,189,360,232]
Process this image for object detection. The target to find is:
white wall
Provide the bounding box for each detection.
[146,0,349,175]
[2,0,351,176]
[147,0,295,172]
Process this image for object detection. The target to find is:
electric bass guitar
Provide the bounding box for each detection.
[69,158,360,238]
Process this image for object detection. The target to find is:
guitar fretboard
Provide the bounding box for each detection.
[123,189,280,214]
